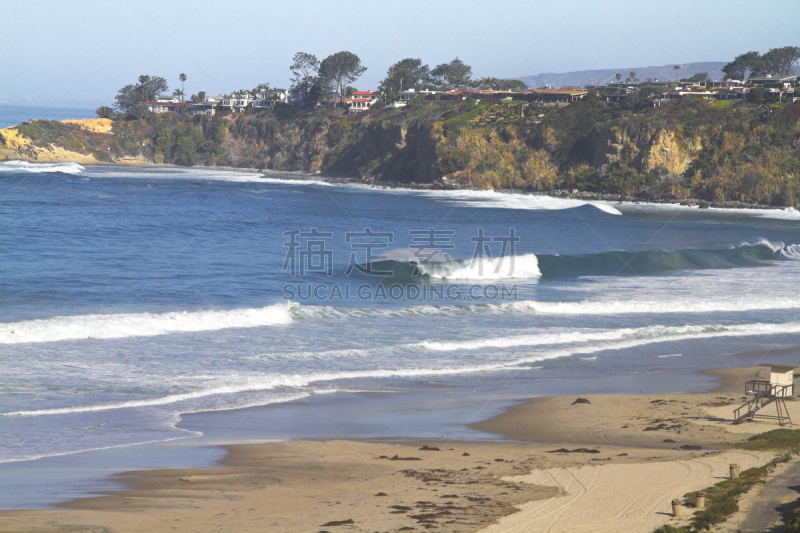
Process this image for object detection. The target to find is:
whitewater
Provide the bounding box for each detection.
[3,164,800,469]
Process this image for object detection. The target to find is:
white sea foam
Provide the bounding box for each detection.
[617,201,800,221]
[407,188,623,215]
[419,253,542,281]
[781,244,800,260]
[0,303,293,344]
[0,160,84,174]
[0,364,531,418]
[415,323,774,353]
[289,291,800,322]
[9,320,797,418]
[6,289,800,345]
[259,177,333,186]
[415,328,642,351]
[504,321,800,367]
[501,297,800,315]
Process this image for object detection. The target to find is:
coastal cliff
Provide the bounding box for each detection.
[2,97,799,205]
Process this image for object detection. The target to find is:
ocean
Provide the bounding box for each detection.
[2,161,800,506]
[0,105,97,130]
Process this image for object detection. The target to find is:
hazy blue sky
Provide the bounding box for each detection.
[2,0,797,105]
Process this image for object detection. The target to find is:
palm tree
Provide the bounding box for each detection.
[615,73,622,83]
[629,71,636,82]
[139,75,151,102]
[673,65,681,81]
[179,73,187,105]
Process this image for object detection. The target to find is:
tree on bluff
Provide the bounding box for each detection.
[318,51,366,103]
[289,52,320,106]
[114,75,169,117]
[759,46,800,76]
[383,58,430,90]
[431,58,472,90]
[723,47,800,80]
[722,51,761,80]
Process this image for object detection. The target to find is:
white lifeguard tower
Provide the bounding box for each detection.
[733,364,795,426]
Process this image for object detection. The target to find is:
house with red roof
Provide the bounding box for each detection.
[146,97,186,113]
[348,91,379,114]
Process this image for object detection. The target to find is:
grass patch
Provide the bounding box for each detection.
[443,103,488,127]
[732,429,800,451]
[709,100,734,110]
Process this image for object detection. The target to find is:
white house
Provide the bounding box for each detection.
[252,89,290,109]
[191,97,221,116]
[221,93,253,112]
[718,80,745,89]
[146,97,183,113]
[348,91,379,114]
[668,87,717,100]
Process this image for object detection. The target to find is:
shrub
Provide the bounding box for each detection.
[786,506,800,533]
[652,525,688,533]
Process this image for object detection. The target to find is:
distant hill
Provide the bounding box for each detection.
[518,62,727,88]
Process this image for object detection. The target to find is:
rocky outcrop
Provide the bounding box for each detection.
[591,122,702,176]
[640,128,702,175]
[0,119,118,164]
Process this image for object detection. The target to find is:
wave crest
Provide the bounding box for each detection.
[0,303,293,344]
[0,160,84,174]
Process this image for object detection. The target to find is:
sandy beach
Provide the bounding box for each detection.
[1,365,798,533]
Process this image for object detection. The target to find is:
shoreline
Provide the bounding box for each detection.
[3,365,798,532]
[4,157,797,213]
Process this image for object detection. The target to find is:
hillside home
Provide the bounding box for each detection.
[749,75,797,90]
[221,93,253,112]
[146,97,184,113]
[532,87,588,104]
[715,87,749,101]
[718,80,746,89]
[400,89,440,101]
[191,97,220,116]
[668,87,717,100]
[348,91,379,114]
[252,89,289,109]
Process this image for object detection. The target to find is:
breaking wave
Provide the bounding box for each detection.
[369,253,542,282]
[0,160,84,174]
[0,303,293,344]
[364,241,798,282]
